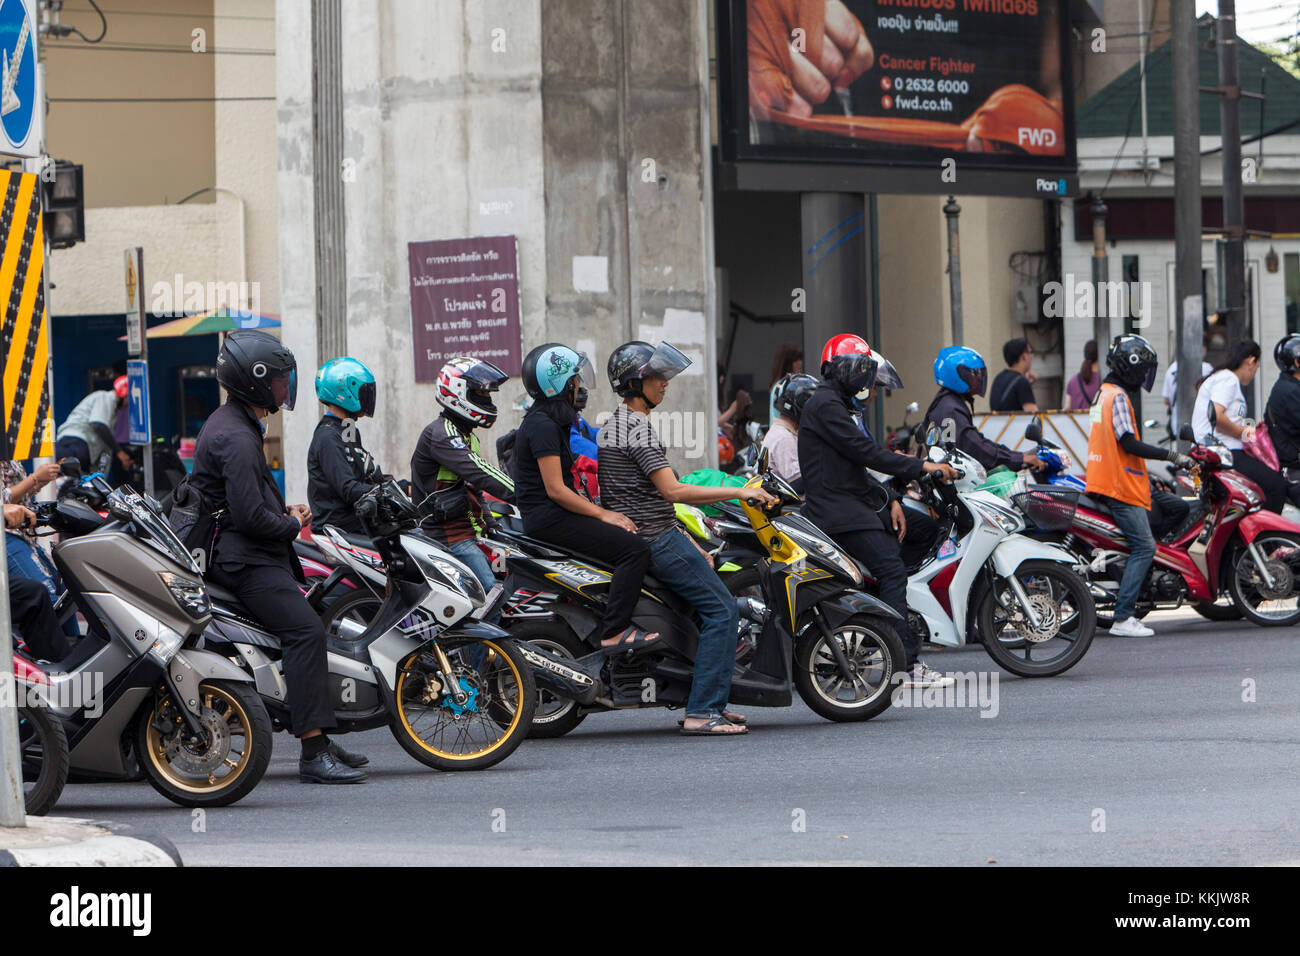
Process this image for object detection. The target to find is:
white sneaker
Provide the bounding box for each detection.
[1109,616,1155,637]
[902,662,956,689]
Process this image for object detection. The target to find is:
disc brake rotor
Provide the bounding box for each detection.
[1247,558,1294,601]
[1007,592,1060,643]
[162,707,231,775]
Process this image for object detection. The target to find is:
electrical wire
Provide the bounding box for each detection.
[43,42,274,55]
[62,4,273,20]
[63,0,108,43]
[48,95,274,102]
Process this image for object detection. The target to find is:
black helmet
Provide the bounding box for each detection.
[773,372,818,423]
[607,341,692,407]
[217,330,298,412]
[1106,333,1159,392]
[1275,334,1300,373]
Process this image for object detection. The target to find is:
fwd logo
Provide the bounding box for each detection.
[49,886,152,936]
[1035,177,1069,195]
[1018,127,1058,148]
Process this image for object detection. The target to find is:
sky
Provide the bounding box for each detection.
[1195,0,1300,48]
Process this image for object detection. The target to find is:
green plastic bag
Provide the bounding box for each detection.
[979,465,1018,499]
[679,469,748,515]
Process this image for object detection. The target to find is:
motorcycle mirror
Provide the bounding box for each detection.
[927,444,947,464]
[757,446,770,475]
[1024,422,1042,442]
[906,401,919,414]
[1179,423,1195,443]
[924,423,939,447]
[59,458,82,479]
[1208,403,1217,427]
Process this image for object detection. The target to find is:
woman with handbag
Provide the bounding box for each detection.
[1193,339,1288,513]
[409,356,515,602]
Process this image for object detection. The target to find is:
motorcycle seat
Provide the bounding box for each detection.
[1076,493,1112,515]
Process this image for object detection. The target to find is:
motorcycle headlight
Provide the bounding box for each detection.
[970,498,1025,534]
[1215,447,1234,468]
[159,571,210,620]
[429,555,486,608]
[778,521,862,585]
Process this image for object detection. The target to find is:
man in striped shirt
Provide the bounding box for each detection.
[599,342,777,737]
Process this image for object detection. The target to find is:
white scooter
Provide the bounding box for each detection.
[901,435,1097,677]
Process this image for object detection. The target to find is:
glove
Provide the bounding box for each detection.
[1169,453,1195,470]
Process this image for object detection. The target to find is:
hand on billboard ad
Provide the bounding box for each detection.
[748,0,873,121]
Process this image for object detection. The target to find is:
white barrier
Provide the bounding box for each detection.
[972,411,1092,476]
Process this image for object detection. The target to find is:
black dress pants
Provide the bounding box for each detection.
[209,562,335,736]
[9,576,71,662]
[525,514,651,641]
[1233,451,1288,514]
[830,527,918,668]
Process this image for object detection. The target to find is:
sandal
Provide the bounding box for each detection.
[678,711,747,727]
[680,716,748,737]
[599,625,661,654]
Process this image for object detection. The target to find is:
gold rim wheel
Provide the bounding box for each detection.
[144,685,254,794]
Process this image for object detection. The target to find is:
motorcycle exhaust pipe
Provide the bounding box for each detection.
[516,640,601,705]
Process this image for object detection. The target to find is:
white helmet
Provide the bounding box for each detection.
[436,357,509,428]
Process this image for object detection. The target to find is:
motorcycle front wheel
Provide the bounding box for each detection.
[390,635,536,771]
[1228,532,1300,626]
[793,614,902,722]
[979,561,1096,677]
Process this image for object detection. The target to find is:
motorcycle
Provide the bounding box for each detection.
[12,651,70,816]
[1022,412,1300,627]
[33,478,273,807]
[495,450,908,737]
[887,401,921,453]
[201,480,537,772]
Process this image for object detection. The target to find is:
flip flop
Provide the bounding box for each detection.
[678,712,747,727]
[599,626,661,655]
[680,716,747,737]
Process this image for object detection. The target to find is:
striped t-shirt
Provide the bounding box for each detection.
[597,406,677,539]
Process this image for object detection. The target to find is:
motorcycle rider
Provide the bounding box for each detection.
[410,356,514,596]
[53,376,133,477]
[599,341,778,736]
[307,356,384,536]
[799,333,957,688]
[923,347,1046,474]
[513,343,659,651]
[191,330,367,783]
[5,502,71,662]
[1085,334,1195,638]
[760,372,817,484]
[1266,334,1300,504]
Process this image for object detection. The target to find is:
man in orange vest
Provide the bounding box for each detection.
[1085,334,1194,637]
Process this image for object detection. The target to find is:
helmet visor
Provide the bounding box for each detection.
[875,357,904,391]
[643,342,692,382]
[1141,363,1158,393]
[574,352,593,392]
[838,352,879,394]
[272,369,298,411]
[465,359,509,392]
[357,381,377,418]
[961,366,987,397]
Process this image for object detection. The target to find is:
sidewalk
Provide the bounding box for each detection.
[0,817,180,867]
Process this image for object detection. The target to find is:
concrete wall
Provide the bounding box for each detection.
[43,0,217,208]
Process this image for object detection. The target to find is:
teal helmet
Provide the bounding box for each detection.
[315,356,377,416]
[521,343,590,400]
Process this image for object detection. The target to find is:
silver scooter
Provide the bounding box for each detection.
[33,477,272,807]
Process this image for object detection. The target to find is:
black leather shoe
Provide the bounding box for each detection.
[328,738,369,768]
[299,750,368,784]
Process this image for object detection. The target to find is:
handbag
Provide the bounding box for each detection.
[164,474,225,565]
[1243,421,1280,472]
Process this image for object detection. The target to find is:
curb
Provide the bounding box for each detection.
[0,817,181,867]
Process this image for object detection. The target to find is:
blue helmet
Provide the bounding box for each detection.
[933,346,987,397]
[315,356,377,416]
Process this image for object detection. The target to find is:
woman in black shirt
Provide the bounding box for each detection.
[514,343,656,651]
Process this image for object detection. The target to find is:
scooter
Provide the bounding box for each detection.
[200,480,537,772]
[495,450,908,738]
[12,651,69,816]
[33,478,273,807]
[1023,412,1300,627]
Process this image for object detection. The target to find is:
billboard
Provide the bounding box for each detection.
[717,0,1076,197]
[408,235,524,382]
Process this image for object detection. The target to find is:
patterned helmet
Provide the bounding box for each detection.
[521,343,590,400]
[772,372,818,423]
[436,356,509,427]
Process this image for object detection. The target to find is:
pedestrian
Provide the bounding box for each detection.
[989,338,1040,413]
[1161,338,1212,435]
[1064,340,1101,410]
[1085,335,1194,637]
[54,376,133,476]
[1193,339,1286,513]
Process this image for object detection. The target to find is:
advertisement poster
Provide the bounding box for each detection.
[720,0,1074,191]
[407,235,523,382]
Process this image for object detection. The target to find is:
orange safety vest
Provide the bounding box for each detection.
[1085,383,1150,509]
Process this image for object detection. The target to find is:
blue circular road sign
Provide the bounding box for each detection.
[0,0,37,153]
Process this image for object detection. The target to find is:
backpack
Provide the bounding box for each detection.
[164,474,225,566]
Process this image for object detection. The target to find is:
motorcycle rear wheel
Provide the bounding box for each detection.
[19,703,69,816]
[793,615,902,722]
[504,619,589,739]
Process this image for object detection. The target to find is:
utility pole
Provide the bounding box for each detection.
[1091,195,1109,353]
[944,197,962,345]
[1216,0,1247,348]
[1172,0,1204,441]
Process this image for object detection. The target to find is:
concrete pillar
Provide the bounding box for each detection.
[799,192,871,368]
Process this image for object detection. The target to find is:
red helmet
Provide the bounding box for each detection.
[717,431,735,465]
[820,334,878,398]
[113,375,129,399]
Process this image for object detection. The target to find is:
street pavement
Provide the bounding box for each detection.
[51,609,1300,866]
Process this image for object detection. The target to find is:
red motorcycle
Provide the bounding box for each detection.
[1051,425,1300,627]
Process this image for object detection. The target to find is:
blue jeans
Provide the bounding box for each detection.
[1108,499,1156,622]
[6,532,79,638]
[449,538,499,621]
[647,528,739,719]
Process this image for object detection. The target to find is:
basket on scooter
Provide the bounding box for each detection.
[1011,485,1079,532]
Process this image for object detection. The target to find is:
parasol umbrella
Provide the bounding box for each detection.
[118,308,281,340]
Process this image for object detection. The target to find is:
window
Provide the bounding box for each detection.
[1286,253,1300,335]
